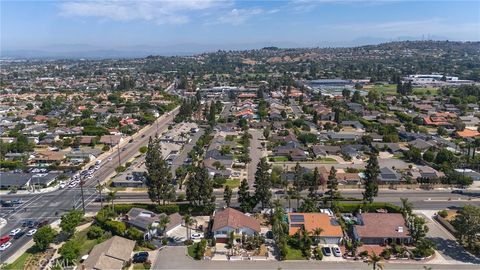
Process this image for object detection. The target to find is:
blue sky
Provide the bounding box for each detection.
[2,0,479,52]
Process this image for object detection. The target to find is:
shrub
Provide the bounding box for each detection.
[313,247,323,260]
[104,220,126,236]
[184,239,194,246]
[139,146,148,154]
[438,210,448,218]
[154,204,180,214]
[126,227,144,243]
[380,248,392,259]
[116,166,126,173]
[87,225,105,239]
[59,239,80,264]
[102,145,110,151]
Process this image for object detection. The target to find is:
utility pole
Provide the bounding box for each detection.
[117,141,121,167]
[80,176,85,212]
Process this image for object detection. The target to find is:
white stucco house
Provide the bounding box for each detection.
[211,207,261,243]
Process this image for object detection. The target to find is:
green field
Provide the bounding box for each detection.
[224,179,241,188]
[371,84,397,94]
[413,87,439,95]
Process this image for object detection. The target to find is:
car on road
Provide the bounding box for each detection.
[27,220,38,228]
[122,148,126,152]
[13,231,25,239]
[95,160,102,165]
[59,182,66,189]
[322,246,332,256]
[132,252,149,263]
[128,139,134,143]
[141,134,146,138]
[9,228,22,236]
[451,189,464,194]
[332,246,342,257]
[37,220,48,228]
[107,157,112,161]
[12,199,23,204]
[0,235,10,245]
[26,229,37,236]
[0,242,12,251]
[191,233,203,239]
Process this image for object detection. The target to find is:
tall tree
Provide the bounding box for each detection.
[293,162,305,208]
[327,166,339,203]
[363,153,380,203]
[451,205,480,251]
[409,215,429,244]
[186,166,214,210]
[366,252,384,270]
[223,185,233,207]
[238,179,253,213]
[254,157,272,209]
[145,136,175,205]
[308,167,320,199]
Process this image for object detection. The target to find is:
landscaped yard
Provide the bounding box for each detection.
[4,250,31,270]
[285,244,306,260]
[224,178,241,188]
[133,262,151,270]
[413,87,438,95]
[271,156,289,162]
[316,157,338,163]
[187,243,199,258]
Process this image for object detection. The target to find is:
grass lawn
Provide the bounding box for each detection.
[316,157,338,163]
[133,262,151,270]
[75,227,107,259]
[4,250,31,270]
[413,87,438,95]
[187,243,198,258]
[285,244,306,260]
[370,84,397,95]
[271,156,289,162]
[393,153,404,159]
[224,179,241,188]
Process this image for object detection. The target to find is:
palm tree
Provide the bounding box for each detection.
[400,197,412,217]
[311,227,324,244]
[96,183,106,209]
[366,252,384,270]
[159,215,170,236]
[106,191,117,211]
[183,214,194,240]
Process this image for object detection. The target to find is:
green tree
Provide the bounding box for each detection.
[60,209,84,236]
[145,136,175,205]
[238,178,253,213]
[363,154,380,203]
[254,157,272,209]
[326,166,339,203]
[33,225,57,251]
[400,198,413,217]
[184,214,194,241]
[293,162,305,207]
[223,185,233,207]
[59,239,80,263]
[186,166,214,210]
[409,215,429,244]
[366,252,384,270]
[451,205,480,251]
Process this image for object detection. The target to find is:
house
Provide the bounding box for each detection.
[454,169,480,181]
[33,151,65,166]
[125,208,183,238]
[409,166,444,180]
[273,141,308,161]
[0,172,60,188]
[99,135,123,146]
[346,103,364,113]
[82,236,135,270]
[353,213,411,245]
[456,129,480,139]
[378,167,403,183]
[287,213,343,244]
[408,139,435,152]
[212,207,261,243]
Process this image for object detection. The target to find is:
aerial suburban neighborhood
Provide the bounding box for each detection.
[0,40,479,270]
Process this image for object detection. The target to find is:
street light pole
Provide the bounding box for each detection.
[80,176,85,212]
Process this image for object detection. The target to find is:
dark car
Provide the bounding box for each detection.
[322,246,332,256]
[128,139,134,143]
[451,190,464,194]
[274,190,285,195]
[13,231,25,239]
[28,220,38,228]
[37,220,48,228]
[133,252,149,263]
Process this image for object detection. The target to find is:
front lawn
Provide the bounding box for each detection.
[224,179,241,188]
[271,156,289,162]
[316,157,338,163]
[285,244,306,260]
[133,262,151,270]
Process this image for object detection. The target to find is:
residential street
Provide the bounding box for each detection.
[247,129,264,187]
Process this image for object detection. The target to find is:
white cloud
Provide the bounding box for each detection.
[59,0,227,25]
[215,8,265,25]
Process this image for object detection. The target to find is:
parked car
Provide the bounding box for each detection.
[191,233,203,239]
[11,199,23,204]
[322,246,332,256]
[27,220,38,228]
[132,252,149,263]
[59,182,66,189]
[13,231,25,239]
[37,220,48,228]
[26,229,37,236]
[333,246,342,257]
[107,157,113,161]
[0,235,10,245]
[0,242,12,251]
[9,228,22,236]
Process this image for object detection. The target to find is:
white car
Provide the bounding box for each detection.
[59,182,66,189]
[107,157,112,161]
[0,242,12,251]
[191,233,203,239]
[9,228,21,236]
[26,229,37,236]
[333,246,342,257]
[94,165,100,170]
[68,182,78,188]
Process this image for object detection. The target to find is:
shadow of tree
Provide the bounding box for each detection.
[428,237,480,264]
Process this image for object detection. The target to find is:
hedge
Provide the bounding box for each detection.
[112,203,180,215]
[336,202,401,213]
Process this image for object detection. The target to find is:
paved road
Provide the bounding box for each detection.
[289,98,303,118]
[418,212,480,264]
[220,102,232,119]
[153,246,479,270]
[170,128,204,176]
[247,129,264,187]
[0,107,179,263]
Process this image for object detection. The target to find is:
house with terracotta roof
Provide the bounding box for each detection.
[212,207,261,243]
[353,213,411,245]
[287,213,344,244]
[33,151,65,166]
[456,129,480,138]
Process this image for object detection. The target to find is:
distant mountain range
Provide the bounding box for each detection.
[0,35,470,59]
